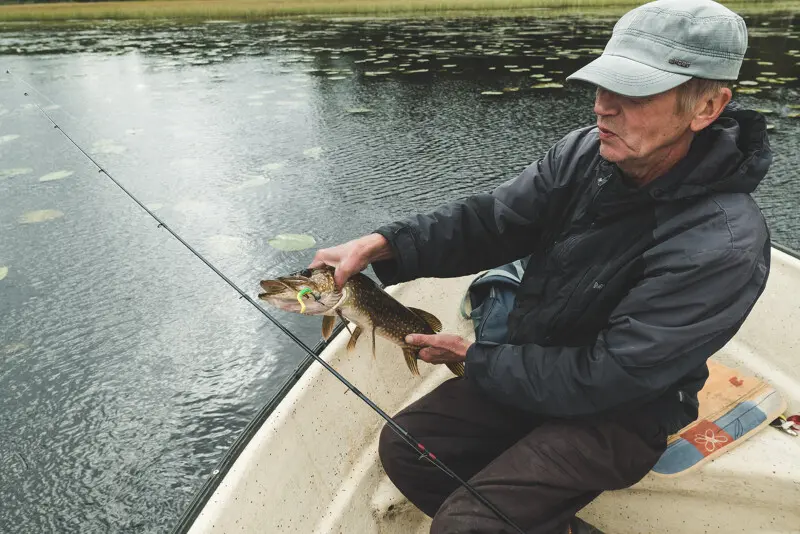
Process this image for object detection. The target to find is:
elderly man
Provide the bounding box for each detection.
[309,0,771,532]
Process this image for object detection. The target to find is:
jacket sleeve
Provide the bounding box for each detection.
[465,244,769,417]
[371,135,573,286]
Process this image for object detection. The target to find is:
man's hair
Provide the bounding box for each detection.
[675,78,733,116]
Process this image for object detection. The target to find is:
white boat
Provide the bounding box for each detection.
[176,245,800,534]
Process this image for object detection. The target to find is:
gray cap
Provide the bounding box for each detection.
[567,0,747,97]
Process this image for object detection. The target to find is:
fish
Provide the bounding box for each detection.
[257,266,464,377]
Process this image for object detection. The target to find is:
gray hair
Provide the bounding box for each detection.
[675,78,734,116]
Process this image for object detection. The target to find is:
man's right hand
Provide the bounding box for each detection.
[309,233,393,289]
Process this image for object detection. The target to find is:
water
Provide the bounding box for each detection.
[1,11,798,533]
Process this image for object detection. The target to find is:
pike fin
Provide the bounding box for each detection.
[402,348,420,376]
[446,362,465,377]
[321,316,336,341]
[407,307,442,333]
[346,326,363,351]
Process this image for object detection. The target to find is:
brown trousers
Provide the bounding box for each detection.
[378,378,672,534]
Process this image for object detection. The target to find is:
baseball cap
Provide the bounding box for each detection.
[566,0,748,97]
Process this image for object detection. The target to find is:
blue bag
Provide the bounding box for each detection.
[460,257,529,344]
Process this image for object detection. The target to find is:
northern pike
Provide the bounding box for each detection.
[257,267,464,377]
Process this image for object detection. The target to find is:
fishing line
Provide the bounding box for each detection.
[7,70,528,534]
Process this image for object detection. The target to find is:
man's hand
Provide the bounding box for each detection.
[405,333,471,365]
[309,233,393,289]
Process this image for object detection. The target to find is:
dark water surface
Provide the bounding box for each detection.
[1,12,799,533]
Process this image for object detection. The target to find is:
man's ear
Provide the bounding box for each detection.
[690,88,732,132]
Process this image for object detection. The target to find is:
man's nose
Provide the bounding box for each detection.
[594,87,619,116]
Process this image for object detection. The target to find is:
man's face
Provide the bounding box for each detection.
[594,87,693,167]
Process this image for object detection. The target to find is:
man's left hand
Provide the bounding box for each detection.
[405,333,471,365]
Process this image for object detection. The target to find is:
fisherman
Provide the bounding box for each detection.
[309,0,771,532]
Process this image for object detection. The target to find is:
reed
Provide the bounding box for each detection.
[0,0,796,22]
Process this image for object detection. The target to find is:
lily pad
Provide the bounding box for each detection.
[19,209,64,224]
[92,139,126,155]
[736,88,761,95]
[481,91,504,95]
[225,175,269,192]
[327,76,347,80]
[346,108,372,114]
[268,234,316,251]
[39,170,74,182]
[262,162,286,171]
[2,342,27,354]
[0,266,7,281]
[738,80,758,86]
[0,134,20,145]
[365,71,391,77]
[531,83,564,89]
[303,147,323,160]
[0,167,32,180]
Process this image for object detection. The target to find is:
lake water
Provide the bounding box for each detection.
[1,11,798,533]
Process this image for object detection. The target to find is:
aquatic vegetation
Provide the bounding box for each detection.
[532,82,564,88]
[262,162,286,171]
[0,0,796,21]
[268,233,316,251]
[38,170,74,182]
[0,134,20,145]
[346,108,372,114]
[0,168,32,180]
[91,139,127,154]
[481,91,504,95]
[18,209,65,224]
[0,266,7,281]
[303,147,323,159]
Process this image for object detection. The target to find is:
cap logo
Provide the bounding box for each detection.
[668,58,691,68]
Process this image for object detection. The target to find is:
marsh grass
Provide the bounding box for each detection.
[0,0,797,22]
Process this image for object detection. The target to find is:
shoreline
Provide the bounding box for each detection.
[1,0,798,23]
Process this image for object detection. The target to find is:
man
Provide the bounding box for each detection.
[309,0,772,532]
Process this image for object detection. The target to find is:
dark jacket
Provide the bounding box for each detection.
[373,105,772,433]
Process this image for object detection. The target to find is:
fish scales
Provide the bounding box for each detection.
[258,267,463,377]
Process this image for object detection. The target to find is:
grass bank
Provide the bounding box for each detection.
[0,0,798,22]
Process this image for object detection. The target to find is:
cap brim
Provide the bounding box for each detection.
[566,54,691,97]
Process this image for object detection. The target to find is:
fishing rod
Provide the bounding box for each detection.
[7,70,528,534]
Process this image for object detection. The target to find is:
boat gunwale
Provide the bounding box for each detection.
[171,321,349,534]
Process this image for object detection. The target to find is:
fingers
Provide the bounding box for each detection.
[405,333,457,350]
[334,255,364,290]
[418,346,448,362]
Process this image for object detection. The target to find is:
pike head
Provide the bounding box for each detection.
[258,267,345,315]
